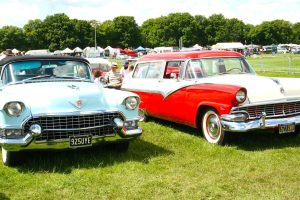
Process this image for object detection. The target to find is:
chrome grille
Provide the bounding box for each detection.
[24,112,123,141]
[233,101,300,119]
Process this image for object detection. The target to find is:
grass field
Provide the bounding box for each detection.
[1,54,300,200]
[248,53,300,77]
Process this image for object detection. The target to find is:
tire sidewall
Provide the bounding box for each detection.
[201,109,225,144]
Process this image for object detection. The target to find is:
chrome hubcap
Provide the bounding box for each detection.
[207,114,220,139]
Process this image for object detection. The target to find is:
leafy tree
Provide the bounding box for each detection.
[111,16,141,48]
[140,17,170,47]
[225,18,247,43]
[249,20,293,45]
[292,22,300,44]
[0,26,26,51]
[97,20,114,47]
[43,13,77,51]
[205,14,228,45]
[164,13,199,47]
[72,19,94,48]
[23,19,46,50]
[194,15,208,46]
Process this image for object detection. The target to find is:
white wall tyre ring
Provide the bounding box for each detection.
[201,109,225,144]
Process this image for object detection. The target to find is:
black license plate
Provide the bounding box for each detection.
[279,123,295,134]
[69,135,92,148]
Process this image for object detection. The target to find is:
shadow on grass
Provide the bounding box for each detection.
[16,138,172,174]
[0,193,10,200]
[147,117,300,151]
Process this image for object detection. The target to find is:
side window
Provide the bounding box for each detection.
[146,62,161,79]
[185,60,204,79]
[133,62,162,79]
[133,63,148,78]
[164,61,181,79]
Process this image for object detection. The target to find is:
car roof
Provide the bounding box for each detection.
[85,57,110,64]
[0,55,89,66]
[137,50,243,62]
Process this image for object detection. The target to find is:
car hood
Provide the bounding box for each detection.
[1,81,131,115]
[195,74,300,103]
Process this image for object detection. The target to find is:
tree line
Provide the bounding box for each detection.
[0,12,299,52]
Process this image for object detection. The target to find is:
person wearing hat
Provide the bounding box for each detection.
[120,60,129,78]
[104,62,122,89]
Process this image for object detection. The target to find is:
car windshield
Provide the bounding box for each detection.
[184,57,256,79]
[5,60,92,84]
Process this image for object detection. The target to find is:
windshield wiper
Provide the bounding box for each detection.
[54,75,81,79]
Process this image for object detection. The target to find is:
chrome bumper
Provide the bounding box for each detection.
[0,127,142,152]
[221,113,300,132]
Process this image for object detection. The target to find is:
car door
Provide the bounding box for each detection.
[121,61,165,116]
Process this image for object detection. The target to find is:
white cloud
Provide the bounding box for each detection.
[0,0,299,28]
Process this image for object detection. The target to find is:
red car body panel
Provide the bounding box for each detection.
[128,83,243,128]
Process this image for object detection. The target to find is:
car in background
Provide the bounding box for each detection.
[291,47,300,54]
[0,55,142,166]
[86,57,111,77]
[122,51,300,144]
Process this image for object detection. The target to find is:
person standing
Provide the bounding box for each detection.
[105,62,122,89]
[120,60,129,78]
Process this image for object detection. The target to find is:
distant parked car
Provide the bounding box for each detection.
[86,57,111,77]
[122,51,300,144]
[0,55,142,166]
[291,47,300,54]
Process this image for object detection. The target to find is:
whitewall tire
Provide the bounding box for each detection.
[201,109,225,144]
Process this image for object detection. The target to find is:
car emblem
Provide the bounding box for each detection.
[75,100,82,108]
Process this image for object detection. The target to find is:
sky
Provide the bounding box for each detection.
[0,0,299,28]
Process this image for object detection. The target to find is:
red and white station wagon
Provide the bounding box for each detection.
[121,51,300,144]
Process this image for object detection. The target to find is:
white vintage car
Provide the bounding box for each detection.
[0,55,142,166]
[122,51,300,144]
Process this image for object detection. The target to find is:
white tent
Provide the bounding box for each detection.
[73,47,83,53]
[212,42,244,50]
[12,48,20,54]
[61,48,74,54]
[104,46,116,57]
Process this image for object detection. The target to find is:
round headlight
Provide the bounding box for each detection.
[125,97,139,110]
[236,89,247,103]
[5,102,24,117]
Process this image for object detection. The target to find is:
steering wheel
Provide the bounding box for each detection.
[227,68,243,73]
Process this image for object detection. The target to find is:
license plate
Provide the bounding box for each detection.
[69,135,92,148]
[278,123,295,134]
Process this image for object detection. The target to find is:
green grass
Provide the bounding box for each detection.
[1,119,300,199]
[1,54,300,199]
[248,53,300,77]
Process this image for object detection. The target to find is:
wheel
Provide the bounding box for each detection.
[201,109,225,144]
[1,147,20,166]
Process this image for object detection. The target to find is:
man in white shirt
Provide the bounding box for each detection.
[120,60,129,78]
